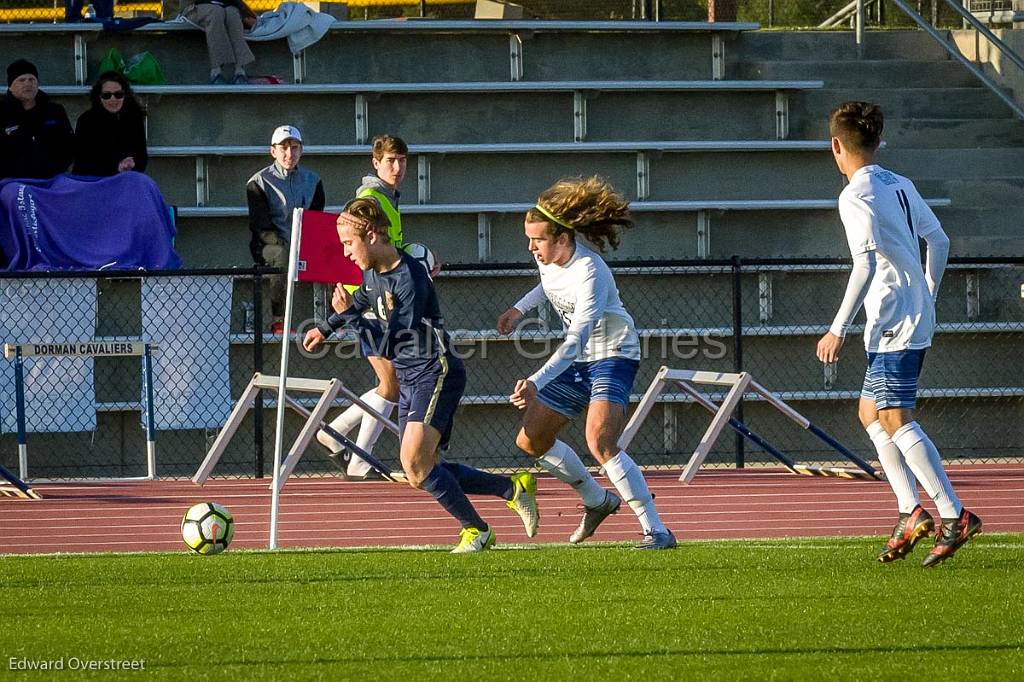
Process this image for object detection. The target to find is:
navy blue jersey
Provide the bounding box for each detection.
[321,252,451,378]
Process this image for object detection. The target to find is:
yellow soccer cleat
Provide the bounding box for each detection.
[506,471,540,538]
[451,526,496,553]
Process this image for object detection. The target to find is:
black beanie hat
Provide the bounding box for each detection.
[7,59,38,87]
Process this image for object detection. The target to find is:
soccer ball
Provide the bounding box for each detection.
[181,502,234,555]
[403,242,437,277]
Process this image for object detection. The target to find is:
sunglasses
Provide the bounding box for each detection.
[100,91,125,100]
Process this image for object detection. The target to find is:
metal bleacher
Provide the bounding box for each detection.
[4,19,1023,475]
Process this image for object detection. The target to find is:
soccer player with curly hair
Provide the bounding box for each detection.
[498,176,677,550]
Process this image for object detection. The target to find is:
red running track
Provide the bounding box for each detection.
[1,465,1022,554]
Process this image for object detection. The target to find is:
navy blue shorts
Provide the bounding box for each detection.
[398,353,466,452]
[861,348,927,410]
[349,304,384,358]
[358,323,385,358]
[537,357,640,419]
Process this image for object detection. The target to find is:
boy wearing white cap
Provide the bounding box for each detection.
[247,125,325,334]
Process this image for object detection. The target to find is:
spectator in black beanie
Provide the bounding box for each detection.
[0,59,74,181]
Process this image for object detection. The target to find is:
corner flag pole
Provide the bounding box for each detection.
[269,208,304,550]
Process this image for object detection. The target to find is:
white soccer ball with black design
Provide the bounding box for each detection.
[404,242,436,277]
[181,502,234,555]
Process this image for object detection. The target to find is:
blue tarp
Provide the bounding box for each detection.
[0,173,181,272]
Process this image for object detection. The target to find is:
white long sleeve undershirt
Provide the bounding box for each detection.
[513,284,547,314]
[923,228,950,300]
[829,251,877,338]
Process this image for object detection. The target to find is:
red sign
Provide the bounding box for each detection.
[295,210,363,285]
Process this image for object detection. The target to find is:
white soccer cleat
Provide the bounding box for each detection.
[506,471,540,537]
[451,526,495,553]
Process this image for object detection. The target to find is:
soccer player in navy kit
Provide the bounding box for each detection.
[303,197,538,552]
[817,102,981,567]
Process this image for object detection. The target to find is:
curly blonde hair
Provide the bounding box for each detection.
[340,197,391,242]
[526,176,633,252]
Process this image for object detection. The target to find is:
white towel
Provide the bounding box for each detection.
[141,276,233,430]
[245,2,335,54]
[0,278,97,433]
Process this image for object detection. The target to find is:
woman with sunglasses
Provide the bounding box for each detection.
[72,71,148,177]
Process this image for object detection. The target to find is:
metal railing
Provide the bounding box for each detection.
[848,0,1024,120]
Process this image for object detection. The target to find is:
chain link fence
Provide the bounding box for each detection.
[2,257,1021,481]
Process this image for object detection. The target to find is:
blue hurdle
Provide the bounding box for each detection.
[2,341,159,483]
[0,461,40,499]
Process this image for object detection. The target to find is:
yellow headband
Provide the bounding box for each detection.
[534,204,574,230]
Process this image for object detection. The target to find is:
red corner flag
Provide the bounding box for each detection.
[295,210,362,285]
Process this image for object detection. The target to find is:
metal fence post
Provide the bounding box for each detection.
[253,267,265,479]
[731,255,745,469]
[856,0,866,58]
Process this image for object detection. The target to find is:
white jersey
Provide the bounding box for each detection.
[839,164,942,352]
[514,241,641,390]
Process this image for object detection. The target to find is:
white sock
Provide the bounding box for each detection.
[602,451,665,534]
[536,440,606,508]
[316,389,375,452]
[210,67,222,78]
[866,420,919,514]
[891,422,962,519]
[347,393,396,476]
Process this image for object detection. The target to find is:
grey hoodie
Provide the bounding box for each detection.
[356,173,400,205]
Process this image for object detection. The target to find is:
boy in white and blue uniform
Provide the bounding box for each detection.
[498,176,676,550]
[304,197,538,553]
[816,101,981,567]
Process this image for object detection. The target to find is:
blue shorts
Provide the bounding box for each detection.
[861,349,927,410]
[537,357,640,419]
[398,353,466,452]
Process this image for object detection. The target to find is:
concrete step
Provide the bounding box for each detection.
[933,207,1024,254]
[52,89,787,146]
[882,148,1024,179]
[802,117,1024,148]
[944,178,1024,207]
[736,59,979,88]
[734,30,953,62]
[700,204,1015,259]
[21,24,721,86]
[152,148,842,207]
[793,87,1015,128]
[176,202,1008,268]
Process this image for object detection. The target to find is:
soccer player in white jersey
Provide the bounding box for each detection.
[816,102,981,567]
[497,176,676,550]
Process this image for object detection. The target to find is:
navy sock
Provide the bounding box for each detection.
[442,461,515,501]
[421,464,488,530]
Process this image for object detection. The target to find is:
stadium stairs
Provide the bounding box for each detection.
[2,21,1021,476]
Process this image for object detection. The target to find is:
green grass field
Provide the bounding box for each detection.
[2,536,1023,680]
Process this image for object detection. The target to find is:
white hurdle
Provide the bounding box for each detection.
[619,366,881,483]
[192,372,401,492]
